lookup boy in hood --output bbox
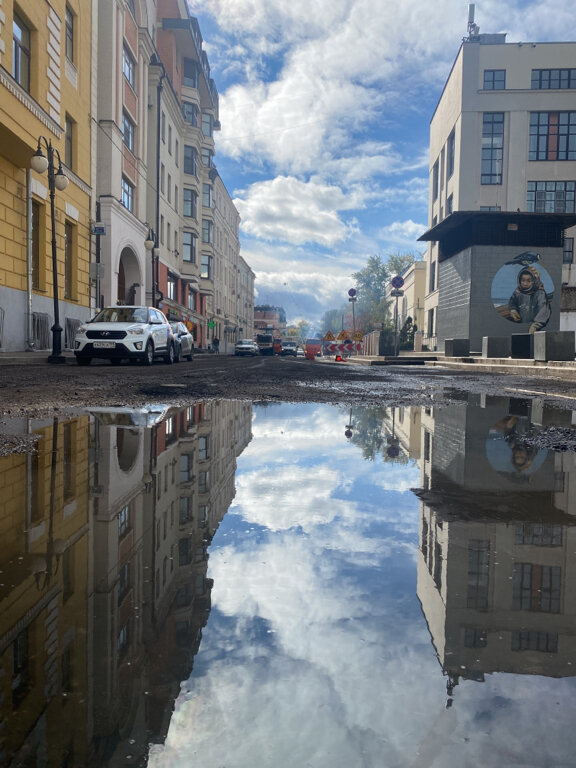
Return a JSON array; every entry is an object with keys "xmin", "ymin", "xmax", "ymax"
[{"xmin": 508, "ymin": 265, "xmax": 551, "ymax": 333}]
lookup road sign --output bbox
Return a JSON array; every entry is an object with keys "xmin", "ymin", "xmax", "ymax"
[
  {"xmin": 354, "ymin": 331, "xmax": 362, "ymax": 341},
  {"xmin": 390, "ymin": 289, "xmax": 404, "ymax": 297},
  {"xmin": 391, "ymin": 275, "xmax": 405, "ymax": 289},
  {"xmin": 348, "ymin": 288, "xmax": 357, "ymax": 297},
  {"xmin": 323, "ymin": 331, "xmax": 335, "ymax": 341},
  {"xmin": 386, "ymin": 445, "xmax": 400, "ymax": 458}
]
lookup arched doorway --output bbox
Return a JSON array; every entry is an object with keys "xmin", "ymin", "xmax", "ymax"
[{"xmin": 118, "ymin": 247, "xmax": 142, "ymax": 305}]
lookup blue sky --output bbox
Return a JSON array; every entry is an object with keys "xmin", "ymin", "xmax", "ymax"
[{"xmin": 187, "ymin": 0, "xmax": 574, "ymax": 327}]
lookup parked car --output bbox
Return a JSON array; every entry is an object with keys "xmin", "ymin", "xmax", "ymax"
[
  {"xmin": 296, "ymin": 347, "xmax": 305, "ymax": 357},
  {"xmin": 170, "ymin": 321, "xmax": 194, "ymax": 362},
  {"xmin": 235, "ymin": 339, "xmax": 260, "ymax": 356},
  {"xmin": 280, "ymin": 340, "xmax": 298, "ymax": 356},
  {"xmin": 74, "ymin": 306, "xmax": 175, "ymax": 366}
]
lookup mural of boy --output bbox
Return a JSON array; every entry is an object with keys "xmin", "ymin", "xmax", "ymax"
[{"xmin": 508, "ymin": 265, "xmax": 551, "ymax": 333}]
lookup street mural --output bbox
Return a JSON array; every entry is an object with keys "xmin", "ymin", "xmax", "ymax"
[{"xmin": 491, "ymin": 252, "xmax": 554, "ymax": 333}]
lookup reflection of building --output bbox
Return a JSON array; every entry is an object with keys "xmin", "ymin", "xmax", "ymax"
[
  {"xmin": 381, "ymin": 406, "xmax": 421, "ymax": 461},
  {"xmin": 0, "ymin": 416, "xmax": 91, "ymax": 764},
  {"xmin": 0, "ymin": 400, "xmax": 252, "ymax": 766},
  {"xmin": 422, "ymin": 22, "xmax": 576, "ymax": 349},
  {"xmin": 416, "ymin": 395, "xmax": 576, "ymax": 704}
]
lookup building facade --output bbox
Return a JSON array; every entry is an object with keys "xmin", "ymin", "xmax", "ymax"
[
  {"xmin": 423, "ymin": 31, "xmax": 576, "ymax": 349},
  {"xmin": 0, "ymin": 0, "xmax": 253, "ymax": 353},
  {"xmin": 0, "ymin": 0, "xmax": 93, "ymax": 352}
]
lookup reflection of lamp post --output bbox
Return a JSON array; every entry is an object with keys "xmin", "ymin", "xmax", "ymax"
[
  {"xmin": 345, "ymin": 407, "xmax": 354, "ymax": 439},
  {"xmin": 144, "ymin": 228, "xmax": 157, "ymax": 307},
  {"xmin": 30, "ymin": 137, "xmax": 69, "ymax": 363},
  {"xmin": 30, "ymin": 417, "xmax": 67, "ymax": 589}
]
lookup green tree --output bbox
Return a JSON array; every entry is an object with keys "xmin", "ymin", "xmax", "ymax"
[
  {"xmin": 387, "ymin": 252, "xmax": 418, "ymax": 278},
  {"xmin": 352, "ymin": 255, "xmax": 391, "ymax": 332},
  {"xmin": 321, "ymin": 308, "xmax": 347, "ymax": 335}
]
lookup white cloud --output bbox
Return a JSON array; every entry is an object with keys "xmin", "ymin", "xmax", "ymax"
[{"xmin": 234, "ymin": 176, "xmax": 361, "ymax": 246}]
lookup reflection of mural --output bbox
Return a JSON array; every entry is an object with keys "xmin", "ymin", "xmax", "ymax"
[
  {"xmin": 491, "ymin": 253, "xmax": 554, "ymax": 333},
  {"xmin": 486, "ymin": 414, "xmax": 548, "ymax": 479}
]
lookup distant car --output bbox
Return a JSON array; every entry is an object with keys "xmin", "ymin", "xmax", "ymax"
[
  {"xmin": 74, "ymin": 305, "xmax": 175, "ymax": 366},
  {"xmin": 296, "ymin": 347, "xmax": 305, "ymax": 358},
  {"xmin": 170, "ymin": 321, "xmax": 194, "ymax": 362},
  {"xmin": 280, "ymin": 340, "xmax": 298, "ymax": 356},
  {"xmin": 235, "ymin": 339, "xmax": 260, "ymax": 356}
]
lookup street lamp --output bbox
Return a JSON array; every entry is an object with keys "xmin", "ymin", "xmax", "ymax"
[
  {"xmin": 144, "ymin": 227, "xmax": 157, "ymax": 307},
  {"xmin": 30, "ymin": 137, "xmax": 69, "ymax": 363}
]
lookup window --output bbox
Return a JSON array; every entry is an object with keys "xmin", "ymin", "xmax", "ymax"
[
  {"xmin": 479, "ymin": 205, "xmax": 501, "ymax": 211},
  {"xmin": 563, "ymin": 237, "xmax": 574, "ymax": 264},
  {"xmin": 183, "ymin": 102, "xmax": 199, "ymax": 126},
  {"xmin": 179, "ymin": 538, "xmax": 192, "ymax": 566},
  {"xmin": 481, "ymin": 112, "xmax": 504, "ymax": 184},
  {"xmin": 161, "ymin": 112, "xmax": 166, "ymax": 142},
  {"xmin": 64, "ymin": 115, "xmax": 74, "ymax": 169},
  {"xmin": 160, "ymin": 163, "xmax": 165, "ymax": 194},
  {"xmin": 202, "ymin": 183, "xmax": 212, "ymax": 208},
  {"xmin": 201, "ymin": 148, "xmax": 212, "ymax": 167},
  {"xmin": 530, "ymin": 112, "xmax": 576, "ymax": 161},
  {"xmin": 184, "ymin": 145, "xmax": 198, "ymax": 175},
  {"xmin": 202, "ymin": 219, "xmax": 212, "ymax": 243},
  {"xmin": 532, "ymin": 69, "xmax": 576, "ymax": 90},
  {"xmin": 188, "ymin": 290, "xmax": 197, "ymax": 311},
  {"xmin": 122, "ymin": 111, "xmax": 135, "ymax": 152},
  {"xmin": 527, "ymin": 181, "xmax": 575, "ymax": 213},
  {"xmin": 65, "ymin": 6, "xmax": 74, "ymax": 62},
  {"xmin": 198, "ymin": 471, "xmax": 209, "ymax": 493},
  {"xmin": 429, "ymin": 260, "xmax": 436, "ymax": 293},
  {"xmin": 183, "ymin": 58, "xmax": 199, "ymax": 88},
  {"xmin": 183, "ymin": 188, "xmax": 197, "ymax": 219},
  {"xmin": 12, "ymin": 628, "xmax": 31, "ymax": 708},
  {"xmin": 202, "ymin": 113, "xmax": 213, "ymax": 137},
  {"xmin": 514, "ymin": 523, "xmax": 563, "ymax": 546},
  {"xmin": 13, "ymin": 13, "xmax": 31, "ymax": 92},
  {"xmin": 180, "ymin": 454, "xmax": 193, "ymax": 483},
  {"xmin": 31, "ymin": 200, "xmax": 41, "ymax": 289},
  {"xmin": 168, "ymin": 125, "xmax": 172, "ymax": 154},
  {"xmin": 513, "ymin": 564, "xmax": 561, "ymax": 612},
  {"xmin": 432, "ymin": 160, "xmax": 439, "ymax": 200},
  {"xmin": 427, "ymin": 308, "xmax": 434, "ymax": 337},
  {"xmin": 483, "ymin": 69, "xmax": 505, "ymax": 89},
  {"xmin": 179, "ymin": 497, "xmax": 193, "ymax": 524},
  {"xmin": 168, "ymin": 275, "xmax": 177, "ymax": 300},
  {"xmin": 167, "ymin": 174, "xmax": 172, "ymax": 203},
  {"xmin": 183, "ymin": 231, "xmax": 197, "ymax": 263},
  {"xmin": 121, "ymin": 177, "xmax": 134, "ymax": 211},
  {"xmin": 201, "ymin": 253, "xmax": 212, "ymax": 279},
  {"xmin": 467, "ymin": 540, "xmax": 490, "ymax": 610},
  {"xmin": 118, "ymin": 505, "xmax": 130, "ymax": 537},
  {"xmin": 447, "ymin": 130, "xmax": 455, "ymax": 178},
  {"xmin": 118, "ymin": 562, "xmax": 130, "ymax": 602},
  {"xmin": 511, "ymin": 631, "xmax": 558, "ymax": 653},
  {"xmin": 64, "ymin": 221, "xmax": 74, "ymax": 299},
  {"xmin": 464, "ymin": 628, "xmax": 487, "ymax": 648},
  {"xmin": 446, "ymin": 194, "xmax": 453, "ymax": 214},
  {"xmin": 198, "ymin": 436, "xmax": 209, "ymax": 460},
  {"xmin": 122, "ymin": 45, "xmax": 135, "ymax": 88},
  {"xmin": 175, "ymin": 139, "xmax": 179, "ymax": 166},
  {"xmin": 117, "ymin": 622, "xmax": 130, "ymax": 655}
]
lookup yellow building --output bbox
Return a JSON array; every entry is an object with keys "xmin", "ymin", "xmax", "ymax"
[{"xmin": 0, "ymin": 1, "xmax": 93, "ymax": 352}]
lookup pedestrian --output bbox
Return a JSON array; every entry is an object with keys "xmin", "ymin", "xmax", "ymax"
[
  {"xmin": 508, "ymin": 266, "xmax": 551, "ymax": 333},
  {"xmin": 212, "ymin": 337, "xmax": 220, "ymax": 354}
]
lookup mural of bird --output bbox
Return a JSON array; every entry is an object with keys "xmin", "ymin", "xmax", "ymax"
[{"xmin": 504, "ymin": 251, "xmax": 541, "ymax": 266}]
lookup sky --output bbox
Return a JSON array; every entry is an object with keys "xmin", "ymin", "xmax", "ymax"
[{"xmin": 186, "ymin": 0, "xmax": 575, "ymax": 328}]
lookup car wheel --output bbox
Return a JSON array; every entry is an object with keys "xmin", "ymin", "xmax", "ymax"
[
  {"xmin": 164, "ymin": 343, "xmax": 175, "ymax": 365},
  {"xmin": 186, "ymin": 352, "xmax": 193, "ymax": 361},
  {"xmin": 142, "ymin": 340, "xmax": 154, "ymax": 366},
  {"xmin": 110, "ymin": 358, "xmax": 122, "ymax": 366},
  {"xmin": 77, "ymin": 356, "xmax": 91, "ymax": 366}
]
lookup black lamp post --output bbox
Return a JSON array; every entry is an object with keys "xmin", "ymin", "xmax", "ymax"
[
  {"xmin": 30, "ymin": 137, "xmax": 69, "ymax": 363},
  {"xmin": 144, "ymin": 227, "xmax": 157, "ymax": 307}
]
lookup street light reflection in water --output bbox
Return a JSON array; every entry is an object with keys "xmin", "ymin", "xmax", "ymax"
[{"xmin": 1, "ymin": 395, "xmax": 576, "ymax": 766}]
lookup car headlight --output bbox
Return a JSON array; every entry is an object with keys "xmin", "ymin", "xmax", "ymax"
[
  {"xmin": 126, "ymin": 325, "xmax": 145, "ymax": 335},
  {"xmin": 76, "ymin": 325, "xmax": 88, "ymax": 335}
]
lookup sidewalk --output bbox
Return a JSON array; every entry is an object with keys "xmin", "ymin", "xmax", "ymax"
[{"xmin": 0, "ymin": 350, "xmax": 76, "ymax": 364}]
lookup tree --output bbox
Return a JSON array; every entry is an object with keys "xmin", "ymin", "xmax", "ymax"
[
  {"xmin": 387, "ymin": 253, "xmax": 417, "ymax": 278},
  {"xmin": 352, "ymin": 255, "xmax": 391, "ymax": 332},
  {"xmin": 321, "ymin": 308, "xmax": 347, "ymax": 335}
]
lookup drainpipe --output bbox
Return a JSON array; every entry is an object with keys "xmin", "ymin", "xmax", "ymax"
[
  {"xmin": 26, "ymin": 169, "xmax": 35, "ymax": 350},
  {"xmin": 154, "ymin": 70, "xmax": 165, "ymax": 307}
]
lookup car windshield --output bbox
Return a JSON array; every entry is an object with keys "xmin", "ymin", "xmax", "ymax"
[
  {"xmin": 238, "ymin": 339, "xmax": 254, "ymax": 345},
  {"xmin": 93, "ymin": 307, "xmax": 148, "ymax": 323}
]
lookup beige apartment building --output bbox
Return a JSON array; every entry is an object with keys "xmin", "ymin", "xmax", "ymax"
[{"xmin": 423, "ymin": 31, "xmax": 576, "ymax": 349}]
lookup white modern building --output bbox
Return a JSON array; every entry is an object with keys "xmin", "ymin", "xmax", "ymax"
[{"xmin": 423, "ymin": 18, "xmax": 576, "ymax": 349}]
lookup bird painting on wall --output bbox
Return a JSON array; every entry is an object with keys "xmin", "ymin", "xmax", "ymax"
[{"xmin": 504, "ymin": 251, "xmax": 541, "ymax": 266}]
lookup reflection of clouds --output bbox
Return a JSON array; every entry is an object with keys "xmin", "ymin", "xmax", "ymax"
[{"xmin": 149, "ymin": 401, "xmax": 576, "ymax": 767}]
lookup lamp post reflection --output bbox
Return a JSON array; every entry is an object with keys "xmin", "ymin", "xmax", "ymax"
[{"xmin": 30, "ymin": 137, "xmax": 69, "ymax": 364}]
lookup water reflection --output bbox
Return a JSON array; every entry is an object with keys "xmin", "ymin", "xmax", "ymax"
[
  {"xmin": 1, "ymin": 396, "xmax": 576, "ymax": 766},
  {"xmin": 0, "ymin": 401, "xmax": 251, "ymax": 766}
]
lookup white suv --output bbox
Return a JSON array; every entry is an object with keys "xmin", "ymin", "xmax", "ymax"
[{"xmin": 74, "ymin": 306, "xmax": 175, "ymax": 366}]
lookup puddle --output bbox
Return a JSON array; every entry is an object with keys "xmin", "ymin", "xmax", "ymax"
[{"xmin": 1, "ymin": 395, "xmax": 576, "ymax": 766}]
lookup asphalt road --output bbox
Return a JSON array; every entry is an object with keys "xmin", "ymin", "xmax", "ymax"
[{"xmin": 2, "ymin": 352, "xmax": 576, "ymax": 418}]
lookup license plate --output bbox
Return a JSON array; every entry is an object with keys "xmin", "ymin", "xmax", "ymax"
[{"xmin": 94, "ymin": 341, "xmax": 115, "ymax": 349}]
